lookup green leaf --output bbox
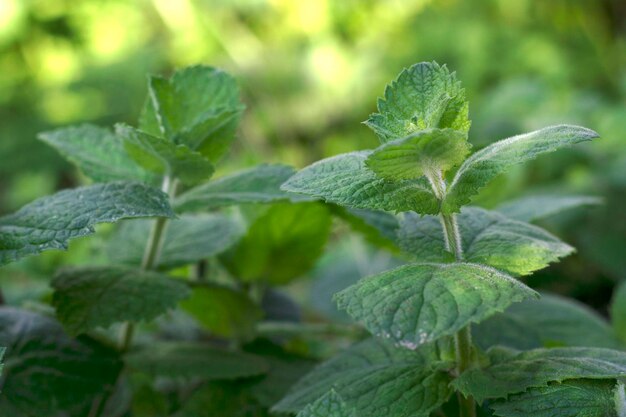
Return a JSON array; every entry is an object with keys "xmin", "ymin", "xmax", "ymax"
[
  {"xmin": 497, "ymin": 195, "xmax": 602, "ymax": 222},
  {"xmin": 126, "ymin": 342, "xmax": 269, "ymax": 380},
  {"xmin": 453, "ymin": 346, "xmax": 626, "ymax": 402},
  {"xmin": 52, "ymin": 266, "xmax": 191, "ymax": 335},
  {"xmin": 0, "ymin": 181, "xmax": 174, "ymax": 266},
  {"xmin": 365, "ymin": 128, "xmax": 470, "ymax": 180},
  {"xmin": 273, "ymin": 338, "xmax": 453, "ymax": 417},
  {"xmin": 0, "ymin": 307, "xmax": 122, "ymax": 416},
  {"xmin": 296, "ymin": 390, "xmax": 357, "ymax": 417},
  {"xmin": 180, "ymin": 286, "xmax": 263, "ymax": 339},
  {"xmin": 175, "ymin": 164, "xmax": 305, "ymax": 212},
  {"xmin": 38, "ymin": 123, "xmax": 153, "ymax": 182},
  {"xmin": 335, "ymin": 262, "xmax": 537, "ymax": 349},
  {"xmin": 281, "ymin": 151, "xmax": 440, "ymax": 214},
  {"xmin": 365, "ymin": 61, "xmax": 470, "ymax": 143},
  {"xmin": 116, "ymin": 124, "xmax": 214, "ymax": 185},
  {"xmin": 141, "ymin": 65, "xmax": 245, "ymax": 161},
  {"xmin": 398, "ymin": 207, "xmax": 575, "ymax": 275},
  {"xmin": 611, "ymin": 282, "xmax": 626, "ymax": 344},
  {"xmin": 443, "ymin": 125, "xmax": 599, "ymax": 212},
  {"xmin": 108, "ymin": 214, "xmax": 244, "ymax": 269},
  {"xmin": 475, "ymin": 294, "xmax": 622, "ymax": 350},
  {"xmin": 0, "ymin": 347, "xmax": 4, "ymax": 377},
  {"xmin": 490, "ymin": 379, "xmax": 623, "ymax": 417},
  {"xmin": 221, "ymin": 202, "xmax": 331, "ymax": 284},
  {"xmin": 173, "ymin": 381, "xmax": 267, "ymax": 417},
  {"xmin": 332, "ymin": 207, "xmax": 400, "ymax": 251}
]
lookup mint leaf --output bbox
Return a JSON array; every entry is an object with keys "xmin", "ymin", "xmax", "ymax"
[
  {"xmin": 398, "ymin": 207, "xmax": 574, "ymax": 275},
  {"xmin": 273, "ymin": 338, "xmax": 452, "ymax": 417},
  {"xmin": 0, "ymin": 181, "xmax": 174, "ymax": 266},
  {"xmin": 221, "ymin": 202, "xmax": 331, "ymax": 285},
  {"xmin": 0, "ymin": 308, "xmax": 122, "ymax": 416},
  {"xmin": 175, "ymin": 164, "xmax": 304, "ymax": 212},
  {"xmin": 126, "ymin": 342, "xmax": 268, "ymax": 380},
  {"xmin": 334, "ymin": 207, "xmax": 400, "ymax": 251},
  {"xmin": 365, "ymin": 62, "xmax": 470, "ymax": 142},
  {"xmin": 475, "ymin": 294, "xmax": 622, "ymax": 350},
  {"xmin": 490, "ymin": 379, "xmax": 621, "ymax": 417},
  {"xmin": 453, "ymin": 347, "xmax": 626, "ymax": 402},
  {"xmin": 108, "ymin": 214, "xmax": 244, "ymax": 269},
  {"xmin": 497, "ymin": 195, "xmax": 602, "ymax": 222},
  {"xmin": 38, "ymin": 124, "xmax": 153, "ymax": 183},
  {"xmin": 443, "ymin": 125, "xmax": 599, "ymax": 212},
  {"xmin": 335, "ymin": 262, "xmax": 537, "ymax": 349},
  {"xmin": 296, "ymin": 390, "xmax": 357, "ymax": 417},
  {"xmin": 0, "ymin": 347, "xmax": 4, "ymax": 377},
  {"xmin": 52, "ymin": 266, "xmax": 191, "ymax": 335},
  {"xmin": 365, "ymin": 128, "xmax": 470, "ymax": 180},
  {"xmin": 141, "ymin": 65, "xmax": 245, "ymax": 161},
  {"xmin": 611, "ymin": 282, "xmax": 626, "ymax": 344},
  {"xmin": 180, "ymin": 286, "xmax": 263, "ymax": 339},
  {"xmin": 281, "ymin": 151, "xmax": 440, "ymax": 214},
  {"xmin": 173, "ymin": 382, "xmax": 266, "ymax": 417},
  {"xmin": 116, "ymin": 124, "xmax": 214, "ymax": 185}
]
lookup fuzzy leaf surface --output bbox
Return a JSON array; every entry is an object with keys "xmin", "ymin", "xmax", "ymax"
[
  {"xmin": 365, "ymin": 61, "xmax": 470, "ymax": 142},
  {"xmin": 126, "ymin": 342, "xmax": 268, "ymax": 380},
  {"xmin": 141, "ymin": 65, "xmax": 244, "ymax": 161},
  {"xmin": 108, "ymin": 214, "xmax": 244, "ymax": 269},
  {"xmin": 443, "ymin": 125, "xmax": 599, "ymax": 212},
  {"xmin": 454, "ymin": 347, "xmax": 626, "ymax": 402},
  {"xmin": 38, "ymin": 124, "xmax": 152, "ymax": 182},
  {"xmin": 0, "ymin": 308, "xmax": 122, "ymax": 416},
  {"xmin": 0, "ymin": 181, "xmax": 174, "ymax": 266},
  {"xmin": 490, "ymin": 379, "xmax": 623, "ymax": 417},
  {"xmin": 52, "ymin": 266, "xmax": 191, "ymax": 335},
  {"xmin": 175, "ymin": 164, "xmax": 303, "ymax": 212},
  {"xmin": 366, "ymin": 128, "xmax": 470, "ymax": 180},
  {"xmin": 497, "ymin": 195, "xmax": 602, "ymax": 222},
  {"xmin": 335, "ymin": 262, "xmax": 537, "ymax": 349},
  {"xmin": 296, "ymin": 390, "xmax": 357, "ymax": 417},
  {"xmin": 281, "ymin": 151, "xmax": 439, "ymax": 214},
  {"xmin": 398, "ymin": 207, "xmax": 574, "ymax": 275},
  {"xmin": 117, "ymin": 124, "xmax": 214, "ymax": 185},
  {"xmin": 274, "ymin": 338, "xmax": 452, "ymax": 417}
]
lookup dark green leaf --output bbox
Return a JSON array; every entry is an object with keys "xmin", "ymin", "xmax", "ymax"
[
  {"xmin": 611, "ymin": 282, "xmax": 626, "ymax": 344},
  {"xmin": 443, "ymin": 125, "xmax": 599, "ymax": 212},
  {"xmin": 273, "ymin": 338, "xmax": 453, "ymax": 417},
  {"xmin": 0, "ymin": 181, "xmax": 174, "ymax": 266},
  {"xmin": 365, "ymin": 61, "xmax": 470, "ymax": 142},
  {"xmin": 173, "ymin": 381, "xmax": 268, "ymax": 417},
  {"xmin": 0, "ymin": 308, "xmax": 122, "ymax": 416},
  {"xmin": 52, "ymin": 266, "xmax": 191, "ymax": 335},
  {"xmin": 335, "ymin": 262, "xmax": 537, "ymax": 349},
  {"xmin": 281, "ymin": 151, "xmax": 440, "ymax": 214},
  {"xmin": 496, "ymin": 195, "xmax": 602, "ymax": 222},
  {"xmin": 296, "ymin": 390, "xmax": 357, "ymax": 417},
  {"xmin": 332, "ymin": 207, "xmax": 400, "ymax": 251}
]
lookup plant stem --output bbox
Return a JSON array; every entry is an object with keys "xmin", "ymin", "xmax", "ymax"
[{"xmin": 119, "ymin": 176, "xmax": 176, "ymax": 352}]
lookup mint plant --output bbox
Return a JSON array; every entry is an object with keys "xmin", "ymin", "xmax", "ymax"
[{"xmin": 276, "ymin": 62, "xmax": 626, "ymax": 417}]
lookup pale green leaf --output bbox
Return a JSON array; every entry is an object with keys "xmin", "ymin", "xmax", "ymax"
[
  {"xmin": 52, "ymin": 266, "xmax": 191, "ymax": 335},
  {"xmin": 365, "ymin": 61, "xmax": 470, "ymax": 142},
  {"xmin": 0, "ymin": 308, "xmax": 122, "ymax": 416},
  {"xmin": 221, "ymin": 202, "xmax": 331, "ymax": 285},
  {"xmin": 0, "ymin": 181, "xmax": 174, "ymax": 266},
  {"xmin": 116, "ymin": 124, "xmax": 214, "ymax": 185},
  {"xmin": 443, "ymin": 125, "xmax": 599, "ymax": 212},
  {"xmin": 38, "ymin": 124, "xmax": 153, "ymax": 182},
  {"xmin": 398, "ymin": 207, "xmax": 574, "ymax": 275},
  {"xmin": 490, "ymin": 379, "xmax": 622, "ymax": 417},
  {"xmin": 126, "ymin": 342, "xmax": 268, "ymax": 380},
  {"xmin": 365, "ymin": 128, "xmax": 470, "ymax": 180},
  {"xmin": 497, "ymin": 195, "xmax": 602, "ymax": 222},
  {"xmin": 454, "ymin": 346, "xmax": 626, "ymax": 402},
  {"xmin": 611, "ymin": 282, "xmax": 626, "ymax": 344},
  {"xmin": 273, "ymin": 338, "xmax": 453, "ymax": 417},
  {"xmin": 175, "ymin": 164, "xmax": 304, "ymax": 212},
  {"xmin": 142, "ymin": 65, "xmax": 245, "ymax": 161},
  {"xmin": 180, "ymin": 286, "xmax": 263, "ymax": 339},
  {"xmin": 281, "ymin": 151, "xmax": 440, "ymax": 214},
  {"xmin": 335, "ymin": 262, "xmax": 537, "ymax": 349},
  {"xmin": 108, "ymin": 214, "xmax": 244, "ymax": 269},
  {"xmin": 297, "ymin": 390, "xmax": 357, "ymax": 417}
]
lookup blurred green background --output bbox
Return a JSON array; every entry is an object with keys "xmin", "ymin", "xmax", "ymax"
[{"xmin": 1, "ymin": 0, "xmax": 625, "ymax": 309}]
